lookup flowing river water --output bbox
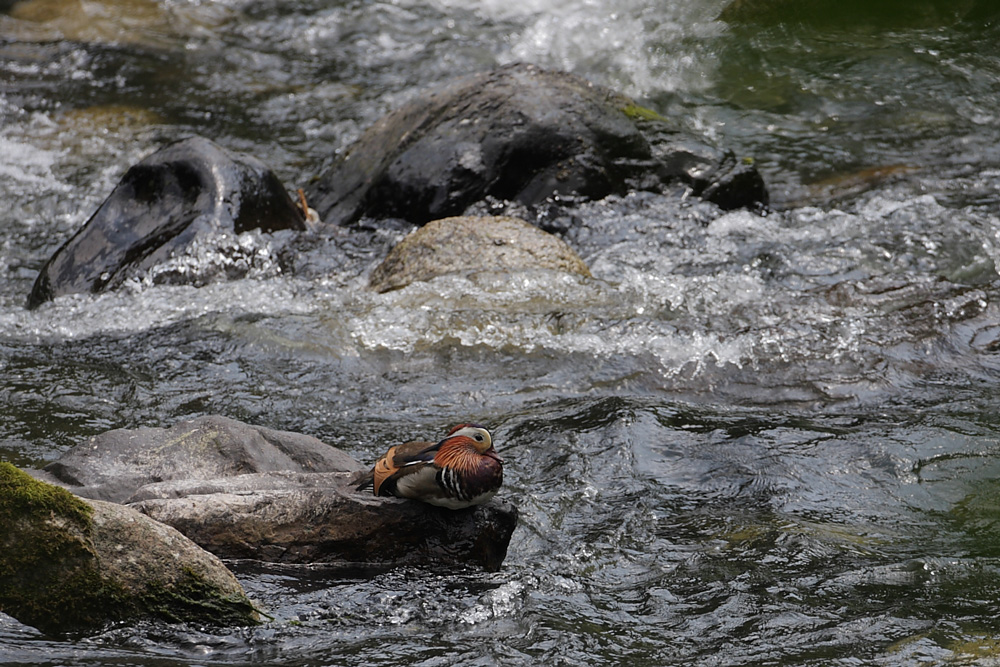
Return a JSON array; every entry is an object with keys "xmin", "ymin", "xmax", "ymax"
[{"xmin": 3, "ymin": 0, "xmax": 1000, "ymax": 664}]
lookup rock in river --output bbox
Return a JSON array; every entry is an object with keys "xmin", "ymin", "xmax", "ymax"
[
  {"xmin": 306, "ymin": 62, "xmax": 768, "ymax": 227},
  {"xmin": 37, "ymin": 416, "xmax": 518, "ymax": 573},
  {"xmin": 24, "ymin": 65, "xmax": 767, "ymax": 307},
  {"xmin": 369, "ymin": 215, "xmax": 592, "ymax": 292},
  {"xmin": 26, "ymin": 135, "xmax": 306, "ymax": 309},
  {"xmin": 41, "ymin": 414, "xmax": 363, "ymax": 504},
  {"xmin": 128, "ymin": 472, "xmax": 517, "ymax": 571},
  {"xmin": 0, "ymin": 462, "xmax": 257, "ymax": 635}
]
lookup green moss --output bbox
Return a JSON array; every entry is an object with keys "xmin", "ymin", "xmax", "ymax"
[
  {"xmin": 0, "ymin": 462, "xmax": 93, "ymax": 529},
  {"xmin": 620, "ymin": 103, "xmax": 668, "ymax": 123},
  {"xmin": 0, "ymin": 462, "xmax": 257, "ymax": 633},
  {"xmin": 139, "ymin": 566, "xmax": 259, "ymax": 626},
  {"xmin": 0, "ymin": 462, "xmax": 122, "ymax": 632},
  {"xmin": 947, "ymin": 633, "xmax": 1000, "ymax": 662}
]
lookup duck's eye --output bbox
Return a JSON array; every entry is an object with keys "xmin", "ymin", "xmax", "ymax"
[{"xmin": 475, "ymin": 434, "xmax": 484, "ymax": 441}]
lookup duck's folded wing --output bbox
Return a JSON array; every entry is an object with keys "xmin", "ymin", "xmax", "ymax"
[{"xmin": 373, "ymin": 440, "xmax": 438, "ymax": 495}]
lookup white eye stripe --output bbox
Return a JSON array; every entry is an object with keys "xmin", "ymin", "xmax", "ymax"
[{"xmin": 452, "ymin": 426, "xmax": 491, "ymax": 442}]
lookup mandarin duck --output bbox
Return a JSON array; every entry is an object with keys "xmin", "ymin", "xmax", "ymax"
[{"xmin": 355, "ymin": 424, "xmax": 503, "ymax": 509}]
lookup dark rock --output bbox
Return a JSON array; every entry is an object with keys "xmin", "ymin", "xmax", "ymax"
[
  {"xmin": 26, "ymin": 136, "xmax": 306, "ymax": 309},
  {"xmin": 41, "ymin": 415, "xmax": 361, "ymax": 504},
  {"xmin": 39, "ymin": 416, "xmax": 518, "ymax": 572},
  {"xmin": 306, "ymin": 63, "xmax": 767, "ymax": 228},
  {"xmin": 368, "ymin": 215, "xmax": 591, "ymax": 292},
  {"xmin": 0, "ymin": 462, "xmax": 257, "ymax": 634}
]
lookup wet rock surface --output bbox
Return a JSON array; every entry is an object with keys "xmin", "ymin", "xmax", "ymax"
[
  {"xmin": 37, "ymin": 416, "xmax": 518, "ymax": 572},
  {"xmin": 24, "ymin": 65, "xmax": 767, "ymax": 307},
  {"xmin": 306, "ymin": 63, "xmax": 767, "ymax": 227},
  {"xmin": 131, "ymin": 473, "xmax": 517, "ymax": 571},
  {"xmin": 41, "ymin": 415, "xmax": 362, "ymax": 503},
  {"xmin": 26, "ymin": 135, "xmax": 306, "ymax": 309},
  {"xmin": 369, "ymin": 215, "xmax": 592, "ymax": 292},
  {"xmin": 0, "ymin": 462, "xmax": 257, "ymax": 635}
]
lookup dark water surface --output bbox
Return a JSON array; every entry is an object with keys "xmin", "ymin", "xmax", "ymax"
[{"xmin": 4, "ymin": 0, "xmax": 1000, "ymax": 664}]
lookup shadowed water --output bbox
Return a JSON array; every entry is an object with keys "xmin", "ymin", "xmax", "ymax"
[{"xmin": 3, "ymin": 0, "xmax": 1000, "ymax": 664}]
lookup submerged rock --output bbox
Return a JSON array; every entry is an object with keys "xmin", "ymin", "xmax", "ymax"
[
  {"xmin": 130, "ymin": 472, "xmax": 517, "ymax": 572},
  {"xmin": 38, "ymin": 416, "xmax": 518, "ymax": 572},
  {"xmin": 369, "ymin": 215, "xmax": 592, "ymax": 292},
  {"xmin": 306, "ymin": 63, "xmax": 767, "ymax": 228},
  {"xmin": 0, "ymin": 462, "xmax": 257, "ymax": 635},
  {"xmin": 717, "ymin": 0, "xmax": 992, "ymax": 27},
  {"xmin": 26, "ymin": 135, "xmax": 306, "ymax": 309}
]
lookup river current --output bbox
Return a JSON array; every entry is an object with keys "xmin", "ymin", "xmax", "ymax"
[{"xmin": 3, "ymin": 0, "xmax": 1000, "ymax": 664}]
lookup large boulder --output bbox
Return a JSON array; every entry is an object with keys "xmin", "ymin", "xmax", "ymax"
[
  {"xmin": 0, "ymin": 462, "xmax": 257, "ymax": 635},
  {"xmin": 26, "ymin": 136, "xmax": 307, "ymax": 309},
  {"xmin": 369, "ymin": 215, "xmax": 592, "ymax": 292},
  {"xmin": 41, "ymin": 415, "xmax": 362, "ymax": 503},
  {"xmin": 38, "ymin": 416, "xmax": 518, "ymax": 572},
  {"xmin": 306, "ymin": 63, "xmax": 767, "ymax": 228}
]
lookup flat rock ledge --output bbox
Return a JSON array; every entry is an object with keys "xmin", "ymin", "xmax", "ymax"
[
  {"xmin": 36, "ymin": 416, "xmax": 517, "ymax": 573},
  {"xmin": 129, "ymin": 473, "xmax": 517, "ymax": 571}
]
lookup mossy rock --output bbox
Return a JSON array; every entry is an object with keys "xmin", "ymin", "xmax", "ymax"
[
  {"xmin": 0, "ymin": 462, "xmax": 257, "ymax": 634},
  {"xmin": 0, "ymin": 462, "xmax": 104, "ymax": 631}
]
